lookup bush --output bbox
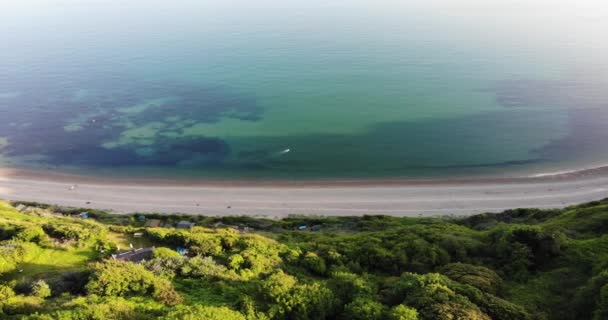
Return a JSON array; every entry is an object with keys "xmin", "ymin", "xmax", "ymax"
[
  {"xmin": 388, "ymin": 305, "xmax": 419, "ymax": 320},
  {"xmin": 260, "ymin": 278, "xmax": 337, "ymax": 320},
  {"xmin": 46, "ymin": 271, "xmax": 90, "ymax": 296},
  {"xmin": 387, "ymin": 273, "xmax": 491, "ymax": 320},
  {"xmin": 438, "ymin": 263, "xmax": 502, "ymax": 294},
  {"xmin": 166, "ymin": 305, "xmax": 246, "ymax": 320},
  {"xmin": 0, "ymin": 242, "xmax": 40, "ymax": 275},
  {"xmin": 30, "ymin": 280, "xmax": 51, "ymax": 298},
  {"xmin": 491, "ymin": 226, "xmax": 564, "ymax": 278},
  {"xmin": 14, "ymin": 226, "xmax": 48, "ymax": 245},
  {"xmin": 344, "ymin": 297, "xmax": 387, "ymax": 320},
  {"xmin": 86, "ymin": 260, "xmax": 182, "ymax": 305},
  {"xmin": 302, "ymin": 252, "xmax": 327, "ymax": 275},
  {"xmin": 328, "ymin": 271, "xmax": 376, "ymax": 303},
  {"xmin": 0, "ymin": 284, "xmax": 16, "ymax": 300},
  {"xmin": 182, "ymin": 256, "xmax": 229, "ymax": 279},
  {"xmin": 152, "ymin": 247, "xmax": 181, "ymax": 259},
  {"xmin": 144, "ymin": 256, "xmax": 187, "ymax": 279},
  {"xmin": 572, "ymin": 270, "xmax": 608, "ymax": 319},
  {"xmin": 42, "ymin": 223, "xmax": 92, "ymax": 242},
  {"xmin": 259, "ymin": 271, "xmax": 297, "ymax": 302},
  {"xmin": 0, "ymin": 296, "xmax": 43, "ymax": 316}
]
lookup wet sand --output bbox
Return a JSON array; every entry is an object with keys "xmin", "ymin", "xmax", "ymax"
[{"xmin": 0, "ymin": 167, "xmax": 607, "ymax": 217}]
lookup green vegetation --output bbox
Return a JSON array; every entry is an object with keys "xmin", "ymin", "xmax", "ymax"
[{"xmin": 2, "ymin": 199, "xmax": 608, "ymax": 319}]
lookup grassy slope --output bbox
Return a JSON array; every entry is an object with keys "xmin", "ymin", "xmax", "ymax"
[{"xmin": 0, "ymin": 203, "xmax": 94, "ymax": 281}]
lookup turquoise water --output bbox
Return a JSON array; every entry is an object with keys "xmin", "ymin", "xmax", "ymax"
[{"xmin": 1, "ymin": 0, "xmax": 608, "ymax": 179}]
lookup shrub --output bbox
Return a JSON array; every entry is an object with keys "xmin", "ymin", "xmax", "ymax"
[
  {"xmin": 344, "ymin": 297, "xmax": 387, "ymax": 320},
  {"xmin": 327, "ymin": 271, "xmax": 376, "ymax": 303},
  {"xmin": 0, "ymin": 296, "xmax": 43, "ymax": 316},
  {"xmin": 272, "ymin": 282, "xmax": 338, "ymax": 320},
  {"xmin": 30, "ymin": 280, "xmax": 51, "ymax": 298},
  {"xmin": 46, "ymin": 271, "xmax": 90, "ymax": 296},
  {"xmin": 182, "ymin": 256, "xmax": 229, "ymax": 279},
  {"xmin": 166, "ymin": 305, "xmax": 246, "ymax": 320},
  {"xmin": 438, "ymin": 263, "xmax": 503, "ymax": 294},
  {"xmin": 0, "ymin": 284, "xmax": 16, "ymax": 300},
  {"xmin": 14, "ymin": 226, "xmax": 48, "ymax": 245},
  {"xmin": 86, "ymin": 260, "xmax": 182, "ymax": 305},
  {"xmin": 388, "ymin": 305, "xmax": 419, "ymax": 320},
  {"xmin": 152, "ymin": 247, "xmax": 181, "ymax": 259},
  {"xmin": 42, "ymin": 223, "xmax": 91, "ymax": 242},
  {"xmin": 144, "ymin": 256, "xmax": 187, "ymax": 279},
  {"xmin": 259, "ymin": 271, "xmax": 297, "ymax": 302},
  {"xmin": 387, "ymin": 273, "xmax": 491, "ymax": 320},
  {"xmin": 302, "ymin": 252, "xmax": 327, "ymax": 275}
]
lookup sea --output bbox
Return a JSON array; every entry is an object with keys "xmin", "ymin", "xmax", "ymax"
[{"xmin": 1, "ymin": 0, "xmax": 607, "ymax": 180}]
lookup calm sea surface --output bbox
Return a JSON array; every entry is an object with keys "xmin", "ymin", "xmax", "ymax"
[{"xmin": 1, "ymin": 0, "xmax": 607, "ymax": 180}]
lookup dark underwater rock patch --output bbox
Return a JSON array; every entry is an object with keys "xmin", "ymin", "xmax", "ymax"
[{"xmin": 0, "ymin": 78, "xmax": 258, "ymax": 167}]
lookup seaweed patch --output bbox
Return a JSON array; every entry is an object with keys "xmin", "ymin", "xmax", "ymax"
[{"xmin": 0, "ymin": 78, "xmax": 259, "ymax": 167}]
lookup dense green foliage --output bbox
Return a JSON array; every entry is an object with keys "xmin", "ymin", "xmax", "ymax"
[{"xmin": 2, "ymin": 198, "xmax": 608, "ymax": 319}]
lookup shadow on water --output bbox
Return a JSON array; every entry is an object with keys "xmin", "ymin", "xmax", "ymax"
[
  {"xmin": 489, "ymin": 76, "xmax": 608, "ymax": 161},
  {"xmin": 226, "ymin": 76, "xmax": 608, "ymax": 176}
]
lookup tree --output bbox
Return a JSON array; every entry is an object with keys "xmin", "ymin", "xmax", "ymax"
[
  {"xmin": 264, "ymin": 281, "xmax": 337, "ymax": 320},
  {"xmin": 344, "ymin": 297, "xmax": 386, "ymax": 320},
  {"xmin": 593, "ymin": 284, "xmax": 608, "ymax": 320},
  {"xmin": 388, "ymin": 305, "xmax": 419, "ymax": 320},
  {"xmin": 260, "ymin": 271, "xmax": 297, "ymax": 302},
  {"xmin": 302, "ymin": 252, "xmax": 327, "ymax": 275},
  {"xmin": 387, "ymin": 273, "xmax": 491, "ymax": 320},
  {"xmin": 573, "ymin": 271, "xmax": 608, "ymax": 320},
  {"xmin": 327, "ymin": 271, "xmax": 376, "ymax": 304},
  {"xmin": 286, "ymin": 283, "xmax": 338, "ymax": 320},
  {"xmin": 491, "ymin": 226, "xmax": 564, "ymax": 279},
  {"xmin": 438, "ymin": 263, "xmax": 502, "ymax": 294}
]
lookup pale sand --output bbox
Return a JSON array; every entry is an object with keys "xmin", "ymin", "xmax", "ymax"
[{"xmin": 0, "ymin": 167, "xmax": 607, "ymax": 217}]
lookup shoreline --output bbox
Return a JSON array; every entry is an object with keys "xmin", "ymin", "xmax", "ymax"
[
  {"xmin": 1, "ymin": 166, "xmax": 608, "ymax": 217},
  {"xmin": 1, "ymin": 164, "xmax": 608, "ymax": 187}
]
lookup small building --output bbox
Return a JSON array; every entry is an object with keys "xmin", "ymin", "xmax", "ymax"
[
  {"xmin": 15, "ymin": 204, "xmax": 27, "ymax": 212},
  {"xmin": 144, "ymin": 219, "xmax": 162, "ymax": 228},
  {"xmin": 176, "ymin": 221, "xmax": 195, "ymax": 230},
  {"xmin": 137, "ymin": 215, "xmax": 146, "ymax": 222},
  {"xmin": 112, "ymin": 247, "xmax": 155, "ymax": 262},
  {"xmin": 78, "ymin": 212, "xmax": 89, "ymax": 219}
]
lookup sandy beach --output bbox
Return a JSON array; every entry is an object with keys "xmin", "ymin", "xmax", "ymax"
[{"xmin": 1, "ymin": 167, "xmax": 608, "ymax": 217}]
